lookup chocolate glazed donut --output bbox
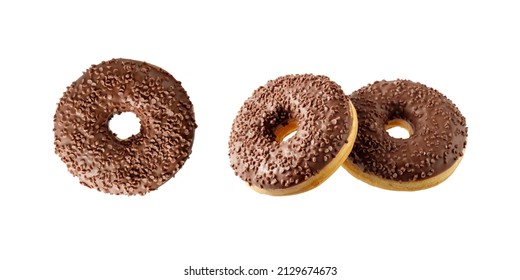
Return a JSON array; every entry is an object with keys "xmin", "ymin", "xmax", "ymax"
[
  {"xmin": 54, "ymin": 58, "xmax": 196, "ymax": 195},
  {"xmin": 344, "ymin": 80, "xmax": 467, "ymax": 191},
  {"xmin": 229, "ymin": 74, "xmax": 358, "ymax": 196}
]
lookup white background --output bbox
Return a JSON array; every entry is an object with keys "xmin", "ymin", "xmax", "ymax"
[{"xmin": 1, "ymin": 1, "xmax": 518, "ymax": 279}]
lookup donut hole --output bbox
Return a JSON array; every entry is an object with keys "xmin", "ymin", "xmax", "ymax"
[
  {"xmin": 274, "ymin": 120, "xmax": 298, "ymax": 142},
  {"xmin": 385, "ymin": 119, "xmax": 413, "ymax": 139},
  {"xmin": 109, "ymin": 112, "xmax": 141, "ymax": 140}
]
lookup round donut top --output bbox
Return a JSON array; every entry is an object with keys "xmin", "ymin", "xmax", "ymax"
[
  {"xmin": 229, "ymin": 74, "xmax": 353, "ymax": 190},
  {"xmin": 348, "ymin": 79, "xmax": 467, "ymax": 182},
  {"xmin": 54, "ymin": 58, "xmax": 196, "ymax": 195}
]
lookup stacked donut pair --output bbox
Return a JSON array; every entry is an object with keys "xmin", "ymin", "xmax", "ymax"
[{"xmin": 228, "ymin": 74, "xmax": 467, "ymax": 195}]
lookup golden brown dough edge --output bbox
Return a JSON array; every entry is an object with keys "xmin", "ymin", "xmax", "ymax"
[
  {"xmin": 343, "ymin": 153, "xmax": 464, "ymax": 191},
  {"xmin": 250, "ymin": 100, "xmax": 358, "ymax": 196}
]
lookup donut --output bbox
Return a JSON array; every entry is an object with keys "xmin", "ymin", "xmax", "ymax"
[
  {"xmin": 344, "ymin": 79, "xmax": 467, "ymax": 191},
  {"xmin": 229, "ymin": 74, "xmax": 358, "ymax": 196},
  {"xmin": 54, "ymin": 58, "xmax": 196, "ymax": 195}
]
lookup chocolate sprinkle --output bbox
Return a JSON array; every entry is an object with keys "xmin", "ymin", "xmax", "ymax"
[
  {"xmin": 347, "ymin": 80, "xmax": 467, "ymax": 182},
  {"xmin": 54, "ymin": 58, "xmax": 196, "ymax": 195},
  {"xmin": 228, "ymin": 74, "xmax": 353, "ymax": 190}
]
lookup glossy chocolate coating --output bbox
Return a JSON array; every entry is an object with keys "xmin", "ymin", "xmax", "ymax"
[
  {"xmin": 348, "ymin": 80, "xmax": 467, "ymax": 181},
  {"xmin": 229, "ymin": 74, "xmax": 354, "ymax": 190},
  {"xmin": 54, "ymin": 59, "xmax": 196, "ymax": 195}
]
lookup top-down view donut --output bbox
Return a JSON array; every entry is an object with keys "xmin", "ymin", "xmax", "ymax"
[
  {"xmin": 54, "ymin": 58, "xmax": 197, "ymax": 195},
  {"xmin": 229, "ymin": 74, "xmax": 358, "ymax": 196},
  {"xmin": 344, "ymin": 79, "xmax": 468, "ymax": 191}
]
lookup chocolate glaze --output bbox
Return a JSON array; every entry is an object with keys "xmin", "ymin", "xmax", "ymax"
[
  {"xmin": 54, "ymin": 58, "xmax": 196, "ymax": 195},
  {"xmin": 348, "ymin": 80, "xmax": 467, "ymax": 182},
  {"xmin": 229, "ymin": 74, "xmax": 354, "ymax": 190}
]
